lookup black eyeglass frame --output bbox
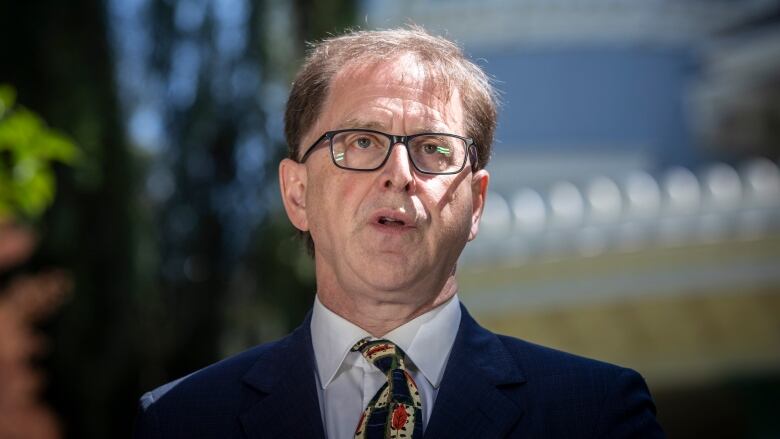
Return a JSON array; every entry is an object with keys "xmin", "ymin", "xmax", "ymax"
[{"xmin": 299, "ymin": 128, "xmax": 478, "ymax": 175}]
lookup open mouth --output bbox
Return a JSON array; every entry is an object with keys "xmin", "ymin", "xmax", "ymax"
[
  {"xmin": 377, "ymin": 216, "xmax": 406, "ymax": 227},
  {"xmin": 371, "ymin": 209, "xmax": 415, "ymax": 230}
]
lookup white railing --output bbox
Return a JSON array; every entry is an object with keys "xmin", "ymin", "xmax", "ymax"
[{"xmin": 464, "ymin": 157, "xmax": 780, "ymax": 265}]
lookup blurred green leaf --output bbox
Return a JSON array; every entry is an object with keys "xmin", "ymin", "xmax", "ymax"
[
  {"xmin": 15, "ymin": 167, "xmax": 55, "ymax": 217},
  {"xmin": 0, "ymin": 111, "xmax": 39, "ymax": 151},
  {"xmin": 0, "ymin": 83, "xmax": 79, "ymax": 221},
  {"xmin": 37, "ymin": 131, "xmax": 81, "ymax": 163},
  {"xmin": 0, "ymin": 84, "xmax": 16, "ymax": 117}
]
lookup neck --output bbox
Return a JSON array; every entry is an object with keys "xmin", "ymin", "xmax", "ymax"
[{"xmin": 317, "ymin": 276, "xmax": 458, "ymax": 337}]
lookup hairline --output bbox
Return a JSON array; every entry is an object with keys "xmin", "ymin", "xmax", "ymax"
[{"xmin": 295, "ymin": 52, "xmax": 464, "ymax": 161}]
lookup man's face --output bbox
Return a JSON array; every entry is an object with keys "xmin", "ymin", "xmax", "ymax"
[{"xmin": 280, "ymin": 54, "xmax": 489, "ymax": 306}]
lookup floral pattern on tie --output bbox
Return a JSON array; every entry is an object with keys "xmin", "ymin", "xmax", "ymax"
[{"xmin": 351, "ymin": 338, "xmax": 423, "ymax": 439}]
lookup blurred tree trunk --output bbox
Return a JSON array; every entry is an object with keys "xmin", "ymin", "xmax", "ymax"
[
  {"xmin": 0, "ymin": 1, "xmax": 138, "ymax": 437},
  {"xmin": 294, "ymin": 0, "xmax": 357, "ymax": 42},
  {"xmin": 0, "ymin": 0, "xmax": 355, "ymax": 438}
]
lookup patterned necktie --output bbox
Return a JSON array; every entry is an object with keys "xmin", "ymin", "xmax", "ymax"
[{"xmin": 351, "ymin": 338, "xmax": 423, "ymax": 439}]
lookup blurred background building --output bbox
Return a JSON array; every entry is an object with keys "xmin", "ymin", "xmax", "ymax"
[
  {"xmin": 0, "ymin": 0, "xmax": 778, "ymax": 437},
  {"xmin": 362, "ymin": 0, "xmax": 780, "ymax": 437}
]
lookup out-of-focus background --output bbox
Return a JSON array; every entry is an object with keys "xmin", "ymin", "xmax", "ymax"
[{"xmin": 0, "ymin": 0, "xmax": 778, "ymax": 437}]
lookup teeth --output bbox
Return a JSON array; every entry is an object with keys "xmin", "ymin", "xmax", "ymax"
[{"xmin": 379, "ymin": 216, "xmax": 404, "ymax": 226}]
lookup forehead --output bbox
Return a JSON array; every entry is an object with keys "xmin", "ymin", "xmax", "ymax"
[
  {"xmin": 335, "ymin": 52, "xmax": 453, "ymax": 96},
  {"xmin": 316, "ymin": 53, "xmax": 464, "ymax": 133}
]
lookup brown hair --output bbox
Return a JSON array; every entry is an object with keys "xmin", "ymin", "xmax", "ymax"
[{"xmin": 284, "ymin": 26, "xmax": 498, "ymax": 254}]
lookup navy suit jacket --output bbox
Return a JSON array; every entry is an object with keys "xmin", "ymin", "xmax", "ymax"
[{"xmin": 134, "ymin": 305, "xmax": 664, "ymax": 438}]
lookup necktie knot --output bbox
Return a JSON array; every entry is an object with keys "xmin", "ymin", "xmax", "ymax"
[
  {"xmin": 351, "ymin": 338, "xmax": 423, "ymax": 438},
  {"xmin": 351, "ymin": 338, "xmax": 408, "ymax": 375}
]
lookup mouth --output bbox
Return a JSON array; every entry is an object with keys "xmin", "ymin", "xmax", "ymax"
[
  {"xmin": 371, "ymin": 210, "xmax": 416, "ymax": 229},
  {"xmin": 378, "ymin": 216, "xmax": 406, "ymax": 227}
]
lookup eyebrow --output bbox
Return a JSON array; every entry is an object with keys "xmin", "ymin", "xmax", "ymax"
[
  {"xmin": 339, "ymin": 118, "xmax": 448, "ymax": 133},
  {"xmin": 339, "ymin": 118, "xmax": 387, "ymax": 131}
]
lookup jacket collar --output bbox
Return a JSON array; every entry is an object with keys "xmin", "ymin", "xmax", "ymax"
[
  {"xmin": 238, "ymin": 304, "xmax": 527, "ymax": 439},
  {"xmin": 239, "ymin": 311, "xmax": 326, "ymax": 439},
  {"xmin": 424, "ymin": 304, "xmax": 527, "ymax": 438},
  {"xmin": 310, "ymin": 294, "xmax": 462, "ymax": 390}
]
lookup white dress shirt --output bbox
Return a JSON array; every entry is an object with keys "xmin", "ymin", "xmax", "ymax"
[{"xmin": 310, "ymin": 295, "xmax": 461, "ymax": 439}]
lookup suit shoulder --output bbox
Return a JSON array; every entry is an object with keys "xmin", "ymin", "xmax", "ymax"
[
  {"xmin": 140, "ymin": 336, "xmax": 284, "ymax": 410},
  {"xmin": 493, "ymin": 333, "xmax": 663, "ymax": 437},
  {"xmin": 133, "ymin": 331, "xmax": 308, "ymax": 438},
  {"xmin": 495, "ymin": 333, "xmax": 633, "ymax": 377}
]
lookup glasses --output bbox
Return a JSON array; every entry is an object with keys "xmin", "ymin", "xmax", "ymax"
[{"xmin": 300, "ymin": 129, "xmax": 477, "ymax": 175}]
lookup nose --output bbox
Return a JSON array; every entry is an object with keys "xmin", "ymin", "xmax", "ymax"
[{"xmin": 380, "ymin": 142, "xmax": 416, "ymax": 193}]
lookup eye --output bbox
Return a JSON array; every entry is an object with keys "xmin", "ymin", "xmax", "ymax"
[
  {"xmin": 422, "ymin": 143, "xmax": 438, "ymax": 154},
  {"xmin": 420, "ymin": 141, "xmax": 451, "ymax": 157},
  {"xmin": 355, "ymin": 136, "xmax": 374, "ymax": 149}
]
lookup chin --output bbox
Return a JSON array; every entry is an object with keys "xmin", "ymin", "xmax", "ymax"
[
  {"xmin": 358, "ymin": 267, "xmax": 426, "ymax": 294},
  {"xmin": 344, "ymin": 246, "xmax": 433, "ymax": 290}
]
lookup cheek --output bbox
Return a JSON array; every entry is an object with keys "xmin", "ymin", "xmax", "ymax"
[
  {"xmin": 305, "ymin": 169, "xmax": 336, "ymax": 234},
  {"xmin": 307, "ymin": 169, "xmax": 363, "ymax": 232},
  {"xmin": 337, "ymin": 175, "xmax": 361, "ymax": 200},
  {"xmin": 427, "ymin": 180, "xmax": 471, "ymax": 229}
]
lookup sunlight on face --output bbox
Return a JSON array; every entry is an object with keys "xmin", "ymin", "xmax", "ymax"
[{"xmin": 294, "ymin": 54, "xmax": 488, "ymax": 306}]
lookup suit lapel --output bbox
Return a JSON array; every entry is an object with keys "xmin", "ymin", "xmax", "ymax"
[
  {"xmin": 239, "ymin": 312, "xmax": 326, "ymax": 439},
  {"xmin": 237, "ymin": 305, "xmax": 526, "ymax": 438},
  {"xmin": 425, "ymin": 305, "xmax": 527, "ymax": 438}
]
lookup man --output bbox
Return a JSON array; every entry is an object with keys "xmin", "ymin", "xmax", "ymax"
[{"xmin": 134, "ymin": 27, "xmax": 665, "ymax": 438}]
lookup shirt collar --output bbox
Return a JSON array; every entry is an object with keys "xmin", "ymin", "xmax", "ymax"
[{"xmin": 311, "ymin": 294, "xmax": 461, "ymax": 390}]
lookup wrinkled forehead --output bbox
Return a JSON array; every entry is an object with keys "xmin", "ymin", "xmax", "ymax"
[{"xmin": 331, "ymin": 52, "xmax": 459, "ymax": 107}]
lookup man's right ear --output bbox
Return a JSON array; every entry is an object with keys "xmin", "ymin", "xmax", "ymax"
[{"xmin": 279, "ymin": 158, "xmax": 309, "ymax": 232}]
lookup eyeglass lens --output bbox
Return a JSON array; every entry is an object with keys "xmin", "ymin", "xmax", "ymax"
[{"xmin": 330, "ymin": 130, "xmax": 466, "ymax": 173}]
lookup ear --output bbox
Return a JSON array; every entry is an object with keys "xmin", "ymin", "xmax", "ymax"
[
  {"xmin": 468, "ymin": 169, "xmax": 489, "ymax": 241},
  {"xmin": 279, "ymin": 158, "xmax": 309, "ymax": 232}
]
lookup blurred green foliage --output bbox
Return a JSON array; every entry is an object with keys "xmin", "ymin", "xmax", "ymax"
[
  {"xmin": 0, "ymin": 0, "xmax": 354, "ymax": 437},
  {"xmin": 0, "ymin": 84, "xmax": 79, "ymax": 221}
]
